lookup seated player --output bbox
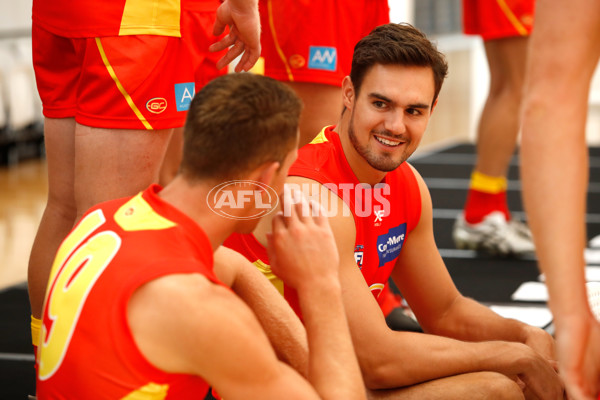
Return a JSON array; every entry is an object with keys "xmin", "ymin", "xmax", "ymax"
[
  {"xmin": 225, "ymin": 23, "xmax": 565, "ymax": 399},
  {"xmin": 35, "ymin": 73, "xmax": 365, "ymax": 400}
]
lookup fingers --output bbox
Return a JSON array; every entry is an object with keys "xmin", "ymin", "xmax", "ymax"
[
  {"xmin": 235, "ymin": 45, "xmax": 261, "ymax": 72},
  {"xmin": 217, "ymin": 40, "xmax": 246, "ymax": 71},
  {"xmin": 209, "ymin": 32, "xmax": 237, "ymax": 53}
]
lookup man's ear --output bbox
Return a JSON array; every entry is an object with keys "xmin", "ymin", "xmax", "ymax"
[
  {"xmin": 254, "ymin": 161, "xmax": 280, "ymax": 188},
  {"xmin": 341, "ymin": 76, "xmax": 355, "ymax": 110}
]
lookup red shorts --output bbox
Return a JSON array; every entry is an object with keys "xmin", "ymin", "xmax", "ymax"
[
  {"xmin": 32, "ymin": 2, "xmax": 226, "ymax": 131},
  {"xmin": 463, "ymin": 0, "xmax": 535, "ymax": 40},
  {"xmin": 259, "ymin": 0, "xmax": 390, "ymax": 87}
]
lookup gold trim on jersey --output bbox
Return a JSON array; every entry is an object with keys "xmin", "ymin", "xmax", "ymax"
[
  {"xmin": 114, "ymin": 193, "xmax": 177, "ymax": 231},
  {"xmin": 495, "ymin": 0, "xmax": 529, "ymax": 36},
  {"xmin": 369, "ymin": 283, "xmax": 385, "ymax": 293},
  {"xmin": 121, "ymin": 382, "xmax": 169, "ymax": 400},
  {"xmin": 267, "ymin": 0, "xmax": 294, "ymax": 81},
  {"xmin": 95, "ymin": 38, "xmax": 154, "ymax": 130},
  {"xmin": 119, "ymin": 0, "xmax": 181, "ymax": 37},
  {"xmin": 309, "ymin": 127, "xmax": 330, "ymax": 144},
  {"xmin": 254, "ymin": 259, "xmax": 284, "ymax": 295},
  {"xmin": 31, "ymin": 315, "xmax": 42, "ymax": 347}
]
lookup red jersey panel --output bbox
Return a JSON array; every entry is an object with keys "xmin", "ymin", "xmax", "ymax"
[
  {"xmin": 225, "ymin": 126, "xmax": 421, "ymax": 317},
  {"xmin": 463, "ymin": 0, "xmax": 535, "ymax": 40},
  {"xmin": 259, "ymin": 0, "xmax": 390, "ymax": 86},
  {"xmin": 37, "ymin": 185, "xmax": 220, "ymax": 399}
]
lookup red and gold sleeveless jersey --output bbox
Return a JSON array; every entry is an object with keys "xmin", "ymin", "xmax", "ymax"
[
  {"xmin": 37, "ymin": 184, "xmax": 219, "ymax": 399},
  {"xmin": 224, "ymin": 126, "xmax": 422, "ymax": 317},
  {"xmin": 32, "ymin": 0, "xmax": 220, "ymax": 38}
]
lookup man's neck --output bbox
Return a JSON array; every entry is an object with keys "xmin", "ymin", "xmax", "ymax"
[
  {"xmin": 335, "ymin": 116, "xmax": 388, "ymax": 186},
  {"xmin": 158, "ymin": 176, "xmax": 237, "ymax": 252}
]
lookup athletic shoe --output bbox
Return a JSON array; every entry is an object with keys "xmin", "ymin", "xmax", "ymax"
[{"xmin": 453, "ymin": 211, "xmax": 535, "ymax": 257}]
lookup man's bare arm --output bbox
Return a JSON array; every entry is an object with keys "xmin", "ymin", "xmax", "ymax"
[
  {"xmin": 267, "ymin": 186, "xmax": 366, "ymax": 400},
  {"xmin": 213, "ymin": 246, "xmax": 309, "ymax": 377},
  {"xmin": 128, "ymin": 274, "xmax": 321, "ymax": 400},
  {"xmin": 395, "ymin": 166, "xmax": 555, "ymax": 359},
  {"xmin": 288, "ymin": 176, "xmax": 562, "ymax": 398}
]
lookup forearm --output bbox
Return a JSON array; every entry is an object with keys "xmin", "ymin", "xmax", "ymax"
[
  {"xmin": 359, "ymin": 329, "xmax": 531, "ymax": 389},
  {"xmin": 424, "ymin": 296, "xmax": 556, "ymax": 362},
  {"xmin": 429, "ymin": 297, "xmax": 539, "ymax": 343},
  {"xmin": 298, "ymin": 281, "xmax": 366, "ymax": 400},
  {"xmin": 231, "ymin": 266, "xmax": 309, "ymax": 377}
]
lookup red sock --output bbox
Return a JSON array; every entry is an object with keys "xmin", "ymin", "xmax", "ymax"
[{"xmin": 464, "ymin": 189, "xmax": 510, "ymax": 224}]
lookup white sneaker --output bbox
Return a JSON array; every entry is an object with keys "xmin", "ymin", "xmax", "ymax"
[{"xmin": 453, "ymin": 211, "xmax": 535, "ymax": 257}]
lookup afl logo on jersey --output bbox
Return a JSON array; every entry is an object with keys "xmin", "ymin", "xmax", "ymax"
[{"xmin": 146, "ymin": 98, "xmax": 167, "ymax": 114}]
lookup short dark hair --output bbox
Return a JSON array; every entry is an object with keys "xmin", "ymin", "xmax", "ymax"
[
  {"xmin": 180, "ymin": 73, "xmax": 302, "ymax": 181},
  {"xmin": 350, "ymin": 23, "xmax": 448, "ymax": 106}
]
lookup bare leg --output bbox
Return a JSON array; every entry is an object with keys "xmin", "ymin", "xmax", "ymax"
[
  {"xmin": 368, "ymin": 371, "xmax": 524, "ymax": 400},
  {"xmin": 28, "ymin": 121, "xmax": 174, "ymax": 319},
  {"xmin": 28, "ymin": 118, "xmax": 77, "ymax": 319},
  {"xmin": 475, "ymin": 36, "xmax": 528, "ymax": 177},
  {"xmin": 74, "ymin": 123, "xmax": 173, "ymax": 220},
  {"xmin": 521, "ymin": 0, "xmax": 600, "ymax": 397},
  {"xmin": 285, "ymin": 82, "xmax": 342, "ymax": 147},
  {"xmin": 159, "ymin": 127, "xmax": 184, "ymax": 186}
]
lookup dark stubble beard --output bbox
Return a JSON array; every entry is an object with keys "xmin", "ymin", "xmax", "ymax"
[{"xmin": 347, "ymin": 110, "xmax": 411, "ymax": 172}]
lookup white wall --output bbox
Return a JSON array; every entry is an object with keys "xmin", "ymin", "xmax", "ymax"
[
  {"xmin": 389, "ymin": 0, "xmax": 414, "ymax": 24},
  {"xmin": 0, "ymin": 0, "xmax": 32, "ymax": 34}
]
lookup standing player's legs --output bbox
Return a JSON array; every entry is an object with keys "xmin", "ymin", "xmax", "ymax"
[
  {"xmin": 463, "ymin": 37, "xmax": 528, "ymax": 223},
  {"xmin": 159, "ymin": 127, "xmax": 184, "ymax": 186},
  {"xmin": 259, "ymin": 0, "xmax": 389, "ymax": 147},
  {"xmin": 474, "ymin": 36, "xmax": 528, "ymax": 184},
  {"xmin": 454, "ymin": 36, "xmax": 535, "ymax": 256},
  {"xmin": 29, "ymin": 30, "xmax": 194, "ymax": 325},
  {"xmin": 521, "ymin": 0, "xmax": 600, "ymax": 397},
  {"xmin": 74, "ymin": 125, "xmax": 173, "ymax": 220},
  {"xmin": 27, "ymin": 118, "xmax": 77, "ymax": 321},
  {"xmin": 287, "ymin": 82, "xmax": 341, "ymax": 146}
]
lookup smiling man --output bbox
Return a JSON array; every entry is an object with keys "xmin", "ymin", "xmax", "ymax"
[{"xmin": 225, "ymin": 23, "xmax": 565, "ymax": 399}]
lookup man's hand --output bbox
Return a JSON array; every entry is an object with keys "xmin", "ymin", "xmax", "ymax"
[
  {"xmin": 210, "ymin": 0, "xmax": 261, "ymax": 72},
  {"xmin": 522, "ymin": 325, "xmax": 557, "ymax": 364},
  {"xmin": 492, "ymin": 341, "xmax": 565, "ymax": 399},
  {"xmin": 266, "ymin": 186, "xmax": 340, "ymax": 293},
  {"xmin": 555, "ymin": 315, "xmax": 600, "ymax": 400}
]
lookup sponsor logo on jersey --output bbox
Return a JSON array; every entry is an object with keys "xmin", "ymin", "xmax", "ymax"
[
  {"xmin": 369, "ymin": 282, "xmax": 385, "ymax": 298},
  {"xmin": 374, "ymin": 209, "xmax": 385, "ymax": 224},
  {"xmin": 354, "ymin": 244, "xmax": 364, "ymax": 267},
  {"xmin": 376, "ymin": 224, "xmax": 407, "ymax": 267},
  {"xmin": 289, "ymin": 54, "xmax": 306, "ymax": 69},
  {"xmin": 207, "ymin": 180, "xmax": 279, "ymax": 220},
  {"xmin": 146, "ymin": 98, "xmax": 167, "ymax": 114},
  {"xmin": 174, "ymin": 82, "xmax": 195, "ymax": 112},
  {"xmin": 308, "ymin": 46, "xmax": 337, "ymax": 71}
]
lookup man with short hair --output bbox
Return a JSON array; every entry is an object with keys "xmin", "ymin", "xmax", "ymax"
[
  {"xmin": 225, "ymin": 23, "xmax": 565, "ymax": 399},
  {"xmin": 36, "ymin": 73, "xmax": 365, "ymax": 400}
]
